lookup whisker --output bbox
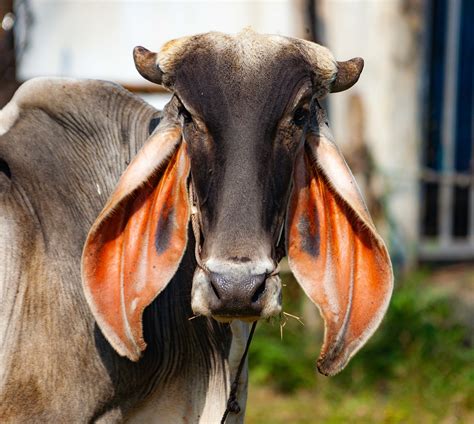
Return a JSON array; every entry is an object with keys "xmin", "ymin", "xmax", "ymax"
[
  {"xmin": 280, "ymin": 318, "xmax": 287, "ymax": 341},
  {"xmin": 283, "ymin": 311, "xmax": 305, "ymax": 326}
]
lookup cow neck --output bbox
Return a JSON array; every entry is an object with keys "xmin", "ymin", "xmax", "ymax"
[
  {"xmin": 188, "ymin": 181, "xmax": 258, "ymax": 422},
  {"xmin": 221, "ymin": 320, "xmax": 257, "ymax": 423}
]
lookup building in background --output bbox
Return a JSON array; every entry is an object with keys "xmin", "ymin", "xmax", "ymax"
[
  {"xmin": 1, "ymin": 0, "xmax": 472, "ymax": 269},
  {"xmin": 12, "ymin": 0, "xmax": 310, "ymax": 109},
  {"xmin": 317, "ymin": 0, "xmax": 472, "ymax": 266}
]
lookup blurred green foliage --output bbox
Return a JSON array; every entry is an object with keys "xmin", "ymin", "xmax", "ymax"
[{"xmin": 248, "ymin": 269, "xmax": 474, "ymax": 422}]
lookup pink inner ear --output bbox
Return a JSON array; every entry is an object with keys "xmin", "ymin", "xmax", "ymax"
[
  {"xmin": 287, "ymin": 148, "xmax": 393, "ymax": 376},
  {"xmin": 82, "ymin": 143, "xmax": 190, "ymax": 361}
]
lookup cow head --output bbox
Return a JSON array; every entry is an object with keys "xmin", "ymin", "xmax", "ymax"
[{"xmin": 82, "ymin": 30, "xmax": 392, "ymax": 376}]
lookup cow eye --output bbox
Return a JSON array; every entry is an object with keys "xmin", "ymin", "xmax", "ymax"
[
  {"xmin": 179, "ymin": 106, "xmax": 193, "ymax": 124},
  {"xmin": 148, "ymin": 116, "xmax": 161, "ymax": 135},
  {"xmin": 293, "ymin": 107, "xmax": 309, "ymax": 126},
  {"xmin": 0, "ymin": 158, "xmax": 11, "ymax": 179}
]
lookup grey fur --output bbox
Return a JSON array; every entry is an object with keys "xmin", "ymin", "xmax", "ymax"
[{"xmin": 0, "ymin": 78, "xmax": 232, "ymax": 423}]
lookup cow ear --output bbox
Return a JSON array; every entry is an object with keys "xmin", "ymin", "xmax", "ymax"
[
  {"xmin": 286, "ymin": 112, "xmax": 393, "ymax": 376},
  {"xmin": 81, "ymin": 122, "xmax": 190, "ymax": 361}
]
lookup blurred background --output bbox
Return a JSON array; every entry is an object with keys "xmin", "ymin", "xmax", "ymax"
[{"xmin": 0, "ymin": 0, "xmax": 472, "ymax": 422}]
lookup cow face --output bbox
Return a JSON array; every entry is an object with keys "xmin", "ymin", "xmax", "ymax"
[
  {"xmin": 185, "ymin": 79, "xmax": 307, "ymax": 321},
  {"xmin": 175, "ymin": 45, "xmax": 316, "ymax": 321},
  {"xmin": 82, "ymin": 30, "xmax": 392, "ymax": 376},
  {"xmin": 150, "ymin": 31, "xmax": 345, "ymax": 321}
]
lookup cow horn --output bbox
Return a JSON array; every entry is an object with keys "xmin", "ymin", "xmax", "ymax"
[
  {"xmin": 133, "ymin": 46, "xmax": 164, "ymax": 85},
  {"xmin": 330, "ymin": 57, "xmax": 364, "ymax": 93}
]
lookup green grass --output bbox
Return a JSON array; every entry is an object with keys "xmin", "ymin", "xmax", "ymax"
[{"xmin": 246, "ymin": 269, "xmax": 474, "ymax": 423}]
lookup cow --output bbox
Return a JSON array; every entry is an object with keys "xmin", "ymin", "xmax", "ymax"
[{"xmin": 0, "ymin": 29, "xmax": 393, "ymax": 423}]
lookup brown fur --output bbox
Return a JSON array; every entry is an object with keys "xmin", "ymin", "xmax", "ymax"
[{"xmin": 155, "ymin": 29, "xmax": 337, "ymax": 96}]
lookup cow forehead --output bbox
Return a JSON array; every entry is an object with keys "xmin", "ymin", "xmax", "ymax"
[
  {"xmin": 158, "ymin": 30, "xmax": 336, "ymax": 124},
  {"xmin": 159, "ymin": 30, "xmax": 288, "ymax": 75},
  {"xmin": 158, "ymin": 29, "xmax": 337, "ymax": 92}
]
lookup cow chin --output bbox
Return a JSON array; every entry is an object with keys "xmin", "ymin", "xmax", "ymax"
[{"xmin": 191, "ymin": 267, "xmax": 282, "ymax": 321}]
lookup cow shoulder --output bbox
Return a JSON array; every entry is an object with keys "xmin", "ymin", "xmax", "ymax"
[{"xmin": 0, "ymin": 78, "xmax": 160, "ymax": 421}]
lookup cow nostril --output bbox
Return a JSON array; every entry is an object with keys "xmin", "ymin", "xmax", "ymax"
[
  {"xmin": 208, "ymin": 271, "xmax": 267, "ymax": 307},
  {"xmin": 251, "ymin": 278, "xmax": 266, "ymax": 303}
]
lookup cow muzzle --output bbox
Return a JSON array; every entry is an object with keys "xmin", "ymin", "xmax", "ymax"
[{"xmin": 191, "ymin": 259, "xmax": 282, "ymax": 322}]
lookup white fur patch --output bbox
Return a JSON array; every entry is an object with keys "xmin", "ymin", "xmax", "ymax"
[
  {"xmin": 0, "ymin": 101, "xmax": 19, "ymax": 136},
  {"xmin": 191, "ymin": 268, "xmax": 213, "ymax": 316},
  {"xmin": 205, "ymin": 256, "xmax": 274, "ymax": 276}
]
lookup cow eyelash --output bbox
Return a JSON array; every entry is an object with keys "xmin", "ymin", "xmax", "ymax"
[{"xmin": 292, "ymin": 107, "xmax": 309, "ymax": 126}]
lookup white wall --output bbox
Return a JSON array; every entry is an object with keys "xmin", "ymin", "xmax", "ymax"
[
  {"xmin": 16, "ymin": 0, "xmax": 305, "ymax": 84},
  {"xmin": 15, "ymin": 0, "xmax": 306, "ymax": 109}
]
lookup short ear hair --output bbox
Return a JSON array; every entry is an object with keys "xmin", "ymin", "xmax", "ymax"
[
  {"xmin": 286, "ymin": 103, "xmax": 392, "ymax": 376},
  {"xmin": 82, "ymin": 118, "xmax": 190, "ymax": 361}
]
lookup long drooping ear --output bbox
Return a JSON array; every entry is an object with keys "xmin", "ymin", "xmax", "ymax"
[
  {"xmin": 286, "ymin": 105, "xmax": 393, "ymax": 376},
  {"xmin": 81, "ymin": 117, "xmax": 190, "ymax": 361}
]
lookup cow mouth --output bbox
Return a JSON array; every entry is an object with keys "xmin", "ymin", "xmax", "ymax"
[
  {"xmin": 191, "ymin": 267, "xmax": 283, "ymax": 320},
  {"xmin": 212, "ymin": 315, "xmax": 260, "ymax": 323}
]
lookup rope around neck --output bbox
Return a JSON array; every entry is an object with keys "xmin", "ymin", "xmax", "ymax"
[{"xmin": 221, "ymin": 321, "xmax": 257, "ymax": 423}]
